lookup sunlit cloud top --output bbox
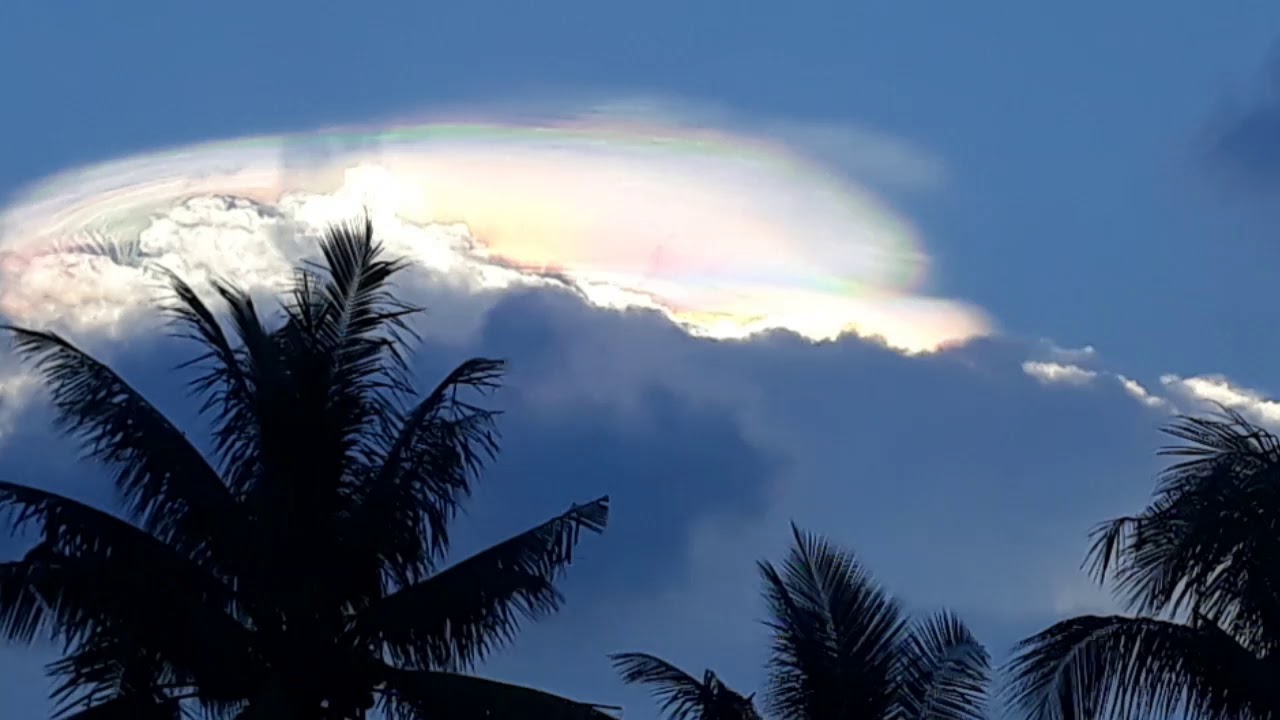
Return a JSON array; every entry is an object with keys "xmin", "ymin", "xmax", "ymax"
[{"xmin": 0, "ymin": 102, "xmax": 992, "ymax": 352}]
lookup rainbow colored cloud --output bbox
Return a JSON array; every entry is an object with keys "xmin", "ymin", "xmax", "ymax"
[{"xmin": 0, "ymin": 102, "xmax": 991, "ymax": 352}]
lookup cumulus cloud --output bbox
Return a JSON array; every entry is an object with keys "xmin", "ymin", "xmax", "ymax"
[
  {"xmin": 0, "ymin": 278, "xmax": 1170, "ymax": 714},
  {"xmin": 3, "ymin": 292, "xmax": 1273, "ymax": 718},
  {"xmin": 1159, "ymin": 372, "xmax": 1280, "ymax": 428},
  {"xmin": 427, "ymin": 292, "xmax": 1280, "ymax": 716},
  {"xmin": 366, "ymin": 289, "xmax": 1180, "ymax": 712},
  {"xmin": 1, "ymin": 115, "xmax": 1277, "ymax": 717},
  {"xmin": 1022, "ymin": 361, "xmax": 1098, "ymax": 386},
  {"xmin": 1118, "ymin": 375, "xmax": 1168, "ymax": 409}
]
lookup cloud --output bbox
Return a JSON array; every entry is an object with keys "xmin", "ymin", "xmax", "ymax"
[
  {"xmin": 0, "ymin": 260, "xmax": 1255, "ymax": 689},
  {"xmin": 1204, "ymin": 50, "xmax": 1280, "ymax": 192},
  {"xmin": 1, "ymin": 251, "xmax": 1273, "ymax": 717},
  {"xmin": 1118, "ymin": 375, "xmax": 1169, "ymax": 409},
  {"xmin": 391, "ymin": 92, "xmax": 950, "ymax": 194},
  {"xmin": 0, "ymin": 98, "xmax": 989, "ymax": 353},
  {"xmin": 2, "ymin": 110, "xmax": 1277, "ymax": 717},
  {"xmin": 0, "ymin": 368, "xmax": 35, "ymax": 441},
  {"xmin": 348, "ymin": 288, "xmax": 1187, "ymax": 713},
  {"xmin": 0, "ymin": 280, "xmax": 1172, "ymax": 714},
  {"xmin": 560, "ymin": 94, "xmax": 949, "ymax": 192},
  {"xmin": 418, "ymin": 291, "xmax": 1280, "ymax": 716},
  {"xmin": 1022, "ymin": 361, "xmax": 1098, "ymax": 386},
  {"xmin": 1159, "ymin": 372, "xmax": 1280, "ymax": 427},
  {"xmin": 1035, "ymin": 341, "xmax": 1098, "ymax": 365}
]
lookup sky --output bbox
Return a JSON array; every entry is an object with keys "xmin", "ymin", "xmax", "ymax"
[{"xmin": 2, "ymin": 1, "xmax": 1280, "ymax": 717}]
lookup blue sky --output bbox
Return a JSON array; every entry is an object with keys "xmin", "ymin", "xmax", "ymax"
[{"xmin": 2, "ymin": 1, "xmax": 1280, "ymax": 717}]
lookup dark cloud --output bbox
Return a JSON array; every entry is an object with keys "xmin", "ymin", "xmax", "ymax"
[
  {"xmin": 1205, "ymin": 50, "xmax": 1280, "ymax": 192},
  {"xmin": 392, "ymin": 287, "xmax": 1170, "ymax": 718},
  {"xmin": 0, "ymin": 283, "xmax": 1175, "ymax": 718}
]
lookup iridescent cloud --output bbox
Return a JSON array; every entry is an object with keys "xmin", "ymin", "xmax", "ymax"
[{"xmin": 0, "ymin": 102, "xmax": 992, "ymax": 352}]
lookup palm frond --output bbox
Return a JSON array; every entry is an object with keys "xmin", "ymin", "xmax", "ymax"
[
  {"xmin": 611, "ymin": 652, "xmax": 712, "ymax": 720},
  {"xmin": 59, "ymin": 232, "xmax": 155, "ymax": 271},
  {"xmin": 307, "ymin": 215, "xmax": 419, "ymax": 397},
  {"xmin": 278, "ymin": 217, "xmax": 420, "ymax": 468},
  {"xmin": 0, "ymin": 480, "xmax": 258, "ymax": 717},
  {"xmin": 0, "ymin": 481, "xmax": 232, "ymax": 645},
  {"xmin": 57, "ymin": 695, "xmax": 182, "ymax": 720},
  {"xmin": 893, "ymin": 610, "xmax": 989, "ymax": 720},
  {"xmin": 172, "ymin": 271, "xmax": 295, "ymax": 499},
  {"xmin": 761, "ymin": 524, "xmax": 906, "ymax": 720},
  {"xmin": 1, "ymin": 326, "xmax": 239, "ymax": 565},
  {"xmin": 1083, "ymin": 411, "xmax": 1280, "ymax": 650},
  {"xmin": 380, "ymin": 668, "xmax": 617, "ymax": 720},
  {"xmin": 611, "ymin": 652, "xmax": 757, "ymax": 720},
  {"xmin": 349, "ymin": 356, "xmax": 505, "ymax": 586},
  {"xmin": 1159, "ymin": 409, "xmax": 1280, "ymax": 465},
  {"xmin": 185, "ymin": 276, "xmax": 355, "ymax": 613},
  {"xmin": 347, "ymin": 496, "xmax": 609, "ymax": 670},
  {"xmin": 44, "ymin": 635, "xmax": 177, "ymax": 718},
  {"xmin": 43, "ymin": 605, "xmax": 256, "ymax": 716},
  {"xmin": 1005, "ymin": 614, "xmax": 1264, "ymax": 720},
  {"xmin": 159, "ymin": 269, "xmax": 258, "ymax": 488}
]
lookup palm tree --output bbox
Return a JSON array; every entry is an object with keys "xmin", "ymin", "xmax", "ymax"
[
  {"xmin": 613, "ymin": 525, "xmax": 990, "ymax": 720},
  {"xmin": 0, "ymin": 218, "xmax": 613, "ymax": 719},
  {"xmin": 1006, "ymin": 409, "xmax": 1280, "ymax": 720}
]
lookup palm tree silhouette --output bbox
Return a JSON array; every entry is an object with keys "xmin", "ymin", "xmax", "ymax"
[
  {"xmin": 0, "ymin": 218, "xmax": 612, "ymax": 719},
  {"xmin": 1007, "ymin": 410, "xmax": 1280, "ymax": 720},
  {"xmin": 614, "ymin": 525, "xmax": 990, "ymax": 720}
]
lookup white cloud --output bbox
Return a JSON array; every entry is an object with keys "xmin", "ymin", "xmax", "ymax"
[
  {"xmin": 1117, "ymin": 375, "xmax": 1168, "ymax": 409},
  {"xmin": 1160, "ymin": 373, "xmax": 1280, "ymax": 428},
  {"xmin": 1022, "ymin": 361, "xmax": 1098, "ymax": 386}
]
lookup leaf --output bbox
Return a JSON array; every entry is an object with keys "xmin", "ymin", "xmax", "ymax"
[
  {"xmin": 0, "ymin": 481, "xmax": 232, "ymax": 646},
  {"xmin": 1083, "ymin": 410, "xmax": 1280, "ymax": 652},
  {"xmin": 159, "ymin": 268, "xmax": 258, "ymax": 488},
  {"xmin": 611, "ymin": 652, "xmax": 758, "ymax": 720},
  {"xmin": 58, "ymin": 696, "xmax": 182, "ymax": 720},
  {"xmin": 1004, "ymin": 614, "xmax": 1264, "ymax": 720},
  {"xmin": 349, "ymin": 356, "xmax": 505, "ymax": 586},
  {"xmin": 893, "ymin": 610, "xmax": 989, "ymax": 720},
  {"xmin": 284, "ymin": 217, "xmax": 421, "ymax": 467},
  {"xmin": 760, "ymin": 524, "xmax": 905, "ymax": 720},
  {"xmin": 348, "ymin": 496, "xmax": 609, "ymax": 670},
  {"xmin": 381, "ymin": 669, "xmax": 617, "ymax": 720},
  {"xmin": 1, "ymin": 326, "xmax": 239, "ymax": 566}
]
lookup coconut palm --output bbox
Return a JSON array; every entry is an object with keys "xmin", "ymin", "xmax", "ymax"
[
  {"xmin": 1006, "ymin": 409, "xmax": 1280, "ymax": 720},
  {"xmin": 613, "ymin": 525, "xmax": 990, "ymax": 720},
  {"xmin": 0, "ymin": 218, "xmax": 612, "ymax": 719}
]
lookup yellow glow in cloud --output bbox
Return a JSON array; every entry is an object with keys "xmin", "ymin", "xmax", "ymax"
[{"xmin": 0, "ymin": 104, "xmax": 992, "ymax": 352}]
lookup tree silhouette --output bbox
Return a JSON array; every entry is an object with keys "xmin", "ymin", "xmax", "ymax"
[
  {"xmin": 0, "ymin": 218, "xmax": 612, "ymax": 719},
  {"xmin": 614, "ymin": 525, "xmax": 990, "ymax": 720},
  {"xmin": 1007, "ymin": 409, "xmax": 1280, "ymax": 720}
]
